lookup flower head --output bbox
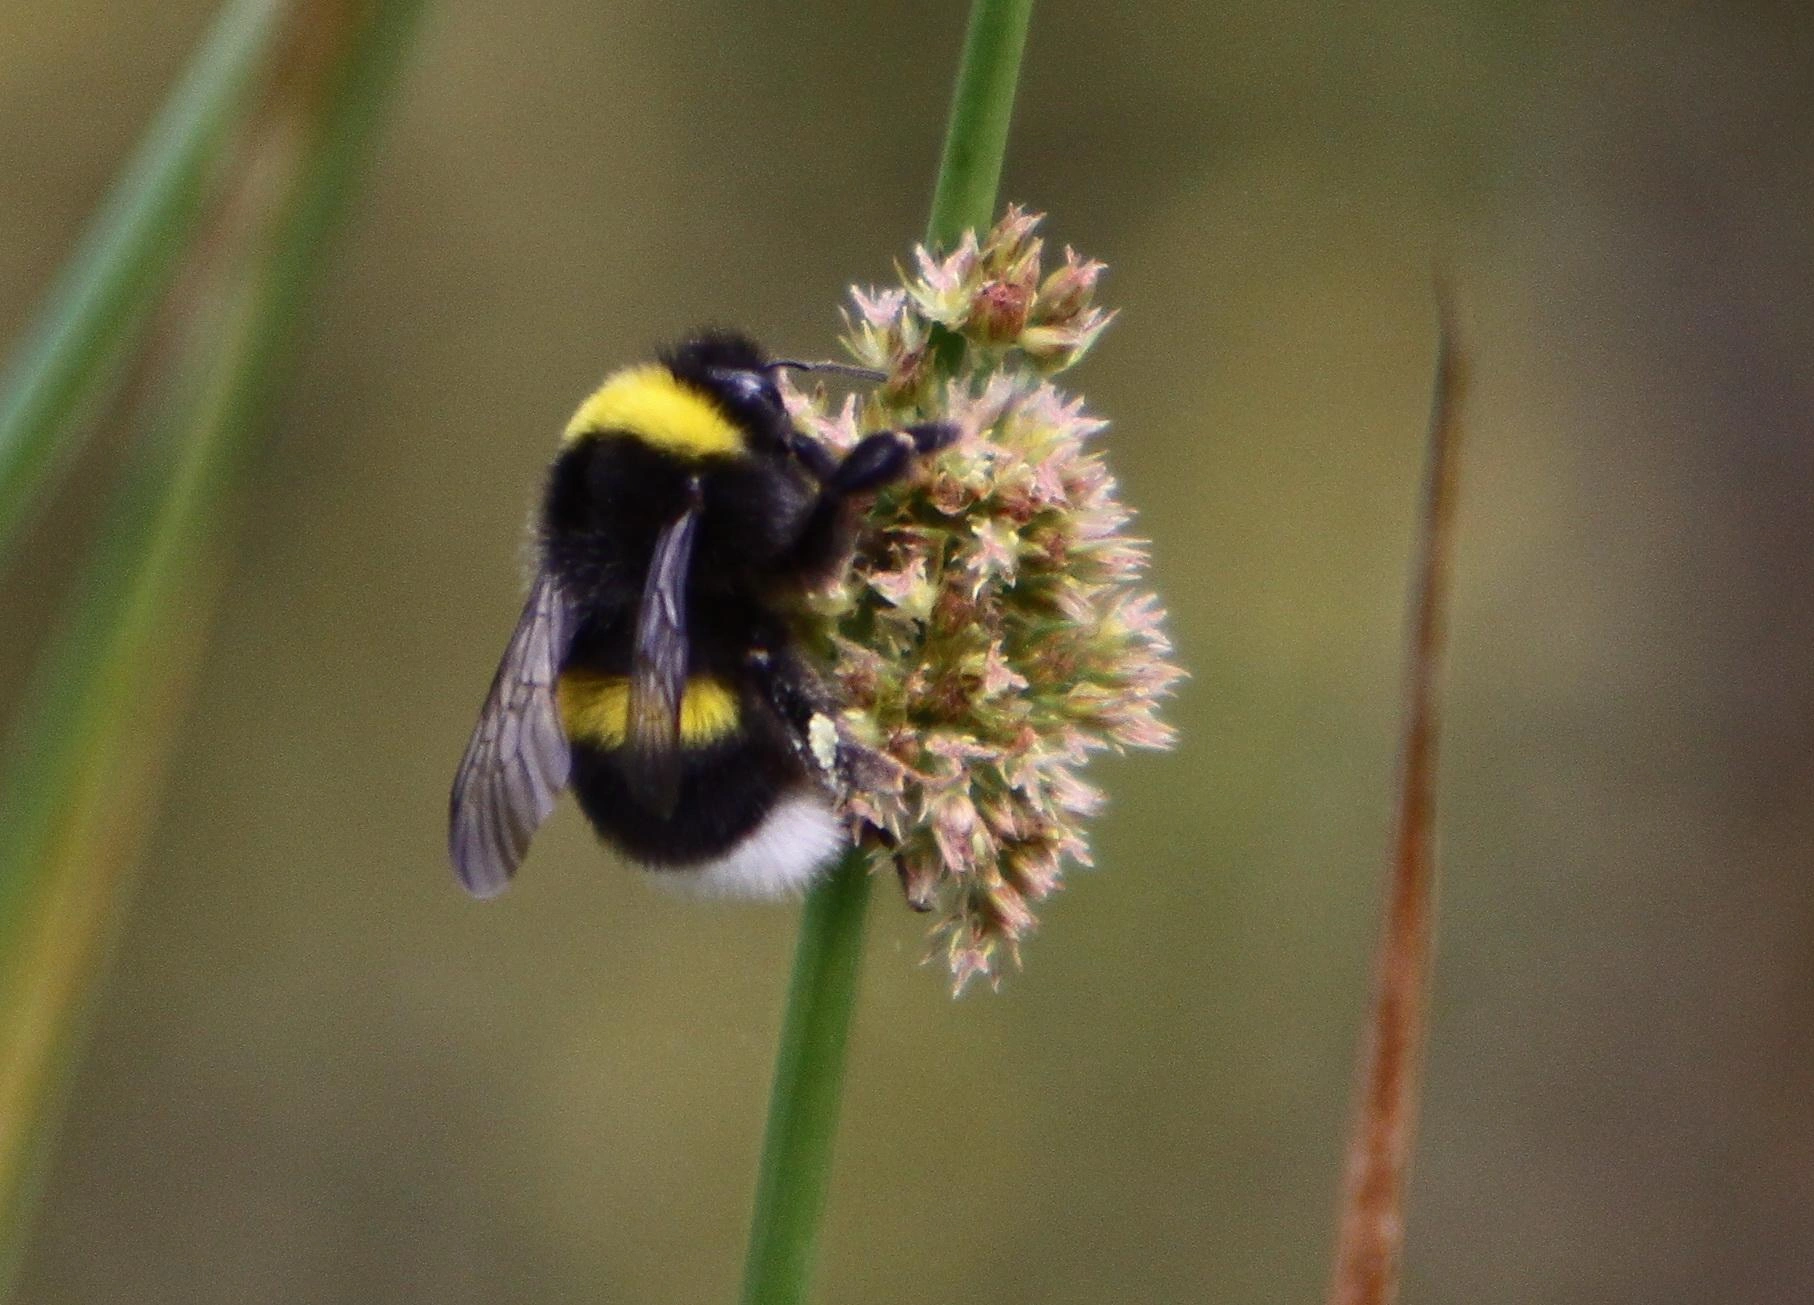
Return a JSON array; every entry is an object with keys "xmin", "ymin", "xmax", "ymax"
[{"xmin": 791, "ymin": 208, "xmax": 1180, "ymax": 992}]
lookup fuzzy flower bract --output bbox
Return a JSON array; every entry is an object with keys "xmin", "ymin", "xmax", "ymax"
[{"xmin": 785, "ymin": 208, "xmax": 1181, "ymax": 992}]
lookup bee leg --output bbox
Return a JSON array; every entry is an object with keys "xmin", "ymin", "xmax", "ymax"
[
  {"xmin": 744, "ymin": 645, "xmax": 835, "ymax": 772},
  {"xmin": 745, "ymin": 639, "xmax": 933, "ymax": 912},
  {"xmin": 744, "ymin": 641, "xmax": 910, "ymax": 799},
  {"xmin": 783, "ymin": 429, "xmax": 839, "ymax": 481},
  {"xmin": 780, "ymin": 422, "xmax": 958, "ymax": 582},
  {"xmin": 823, "ymin": 422, "xmax": 957, "ymax": 496}
]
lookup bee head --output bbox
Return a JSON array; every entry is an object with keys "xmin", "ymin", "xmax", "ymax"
[
  {"xmin": 663, "ymin": 331, "xmax": 791, "ymax": 446},
  {"xmin": 662, "ymin": 332, "xmax": 890, "ymax": 461},
  {"xmin": 665, "ymin": 329, "xmax": 769, "ymax": 379}
]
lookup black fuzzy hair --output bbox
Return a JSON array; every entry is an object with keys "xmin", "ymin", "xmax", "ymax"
[{"xmin": 661, "ymin": 329, "xmax": 769, "ymax": 382}]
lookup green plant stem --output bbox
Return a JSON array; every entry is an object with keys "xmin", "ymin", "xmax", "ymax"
[
  {"xmin": 737, "ymin": 3, "xmax": 1033, "ymax": 1303},
  {"xmin": 926, "ymin": 0, "xmax": 1033, "ymax": 249},
  {"xmin": 0, "ymin": 4, "xmax": 424, "ymax": 1296},
  {"xmin": 0, "ymin": 0, "xmax": 286, "ymax": 558},
  {"xmin": 738, "ymin": 855, "xmax": 873, "ymax": 1305}
]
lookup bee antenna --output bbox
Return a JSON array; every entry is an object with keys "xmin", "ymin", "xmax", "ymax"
[{"xmin": 769, "ymin": 359, "xmax": 888, "ymax": 384}]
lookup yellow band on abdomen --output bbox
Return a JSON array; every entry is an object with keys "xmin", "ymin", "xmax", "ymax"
[{"xmin": 556, "ymin": 671, "xmax": 741, "ymax": 749}]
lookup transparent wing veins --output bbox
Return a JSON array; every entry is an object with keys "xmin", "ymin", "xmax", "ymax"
[
  {"xmin": 623, "ymin": 484, "xmax": 702, "ymax": 817},
  {"xmin": 448, "ymin": 571, "xmax": 574, "ymax": 897}
]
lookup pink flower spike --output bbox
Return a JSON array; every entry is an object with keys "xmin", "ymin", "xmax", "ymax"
[{"xmin": 783, "ymin": 209, "xmax": 1180, "ymax": 990}]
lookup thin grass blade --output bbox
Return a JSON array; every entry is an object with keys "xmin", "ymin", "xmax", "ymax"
[
  {"xmin": 0, "ymin": 0, "xmax": 289, "ymax": 559},
  {"xmin": 0, "ymin": 3, "xmax": 425, "ymax": 1294},
  {"xmin": 1327, "ymin": 284, "xmax": 1469, "ymax": 1305}
]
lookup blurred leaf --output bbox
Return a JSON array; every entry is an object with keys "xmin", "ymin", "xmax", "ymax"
[
  {"xmin": 0, "ymin": 0, "xmax": 287, "ymax": 560},
  {"xmin": 0, "ymin": 2, "xmax": 425, "ymax": 1295}
]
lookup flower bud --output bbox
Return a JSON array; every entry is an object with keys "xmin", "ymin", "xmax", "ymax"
[
  {"xmin": 967, "ymin": 279, "xmax": 1033, "ymax": 343},
  {"xmin": 1034, "ymin": 249, "xmax": 1104, "ymax": 324}
]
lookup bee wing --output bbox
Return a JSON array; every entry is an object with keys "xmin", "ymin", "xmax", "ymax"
[
  {"xmin": 623, "ymin": 489, "xmax": 702, "ymax": 817},
  {"xmin": 449, "ymin": 570, "xmax": 575, "ymax": 897}
]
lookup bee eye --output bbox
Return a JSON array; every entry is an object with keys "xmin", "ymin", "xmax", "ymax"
[{"xmin": 711, "ymin": 367, "xmax": 781, "ymax": 410}]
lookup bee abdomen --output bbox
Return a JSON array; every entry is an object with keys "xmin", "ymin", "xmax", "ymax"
[
  {"xmin": 563, "ymin": 685, "xmax": 843, "ymax": 895},
  {"xmin": 662, "ymin": 790, "xmax": 842, "ymax": 898}
]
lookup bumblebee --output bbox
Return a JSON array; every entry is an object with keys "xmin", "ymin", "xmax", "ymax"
[{"xmin": 449, "ymin": 332, "xmax": 953, "ymax": 899}]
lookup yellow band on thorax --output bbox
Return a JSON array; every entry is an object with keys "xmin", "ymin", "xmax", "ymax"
[
  {"xmin": 556, "ymin": 671, "xmax": 741, "ymax": 749},
  {"xmin": 562, "ymin": 365, "xmax": 743, "ymax": 458}
]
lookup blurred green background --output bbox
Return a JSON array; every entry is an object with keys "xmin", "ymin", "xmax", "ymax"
[{"xmin": 4, "ymin": 1, "xmax": 1812, "ymax": 1301}]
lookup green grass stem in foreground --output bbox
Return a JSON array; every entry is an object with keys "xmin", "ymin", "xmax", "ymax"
[
  {"xmin": 737, "ymin": 3, "xmax": 1033, "ymax": 1302},
  {"xmin": 0, "ymin": 4, "xmax": 424, "ymax": 1296},
  {"xmin": 0, "ymin": 0, "xmax": 286, "ymax": 558},
  {"xmin": 737, "ymin": 855, "xmax": 873, "ymax": 1305}
]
